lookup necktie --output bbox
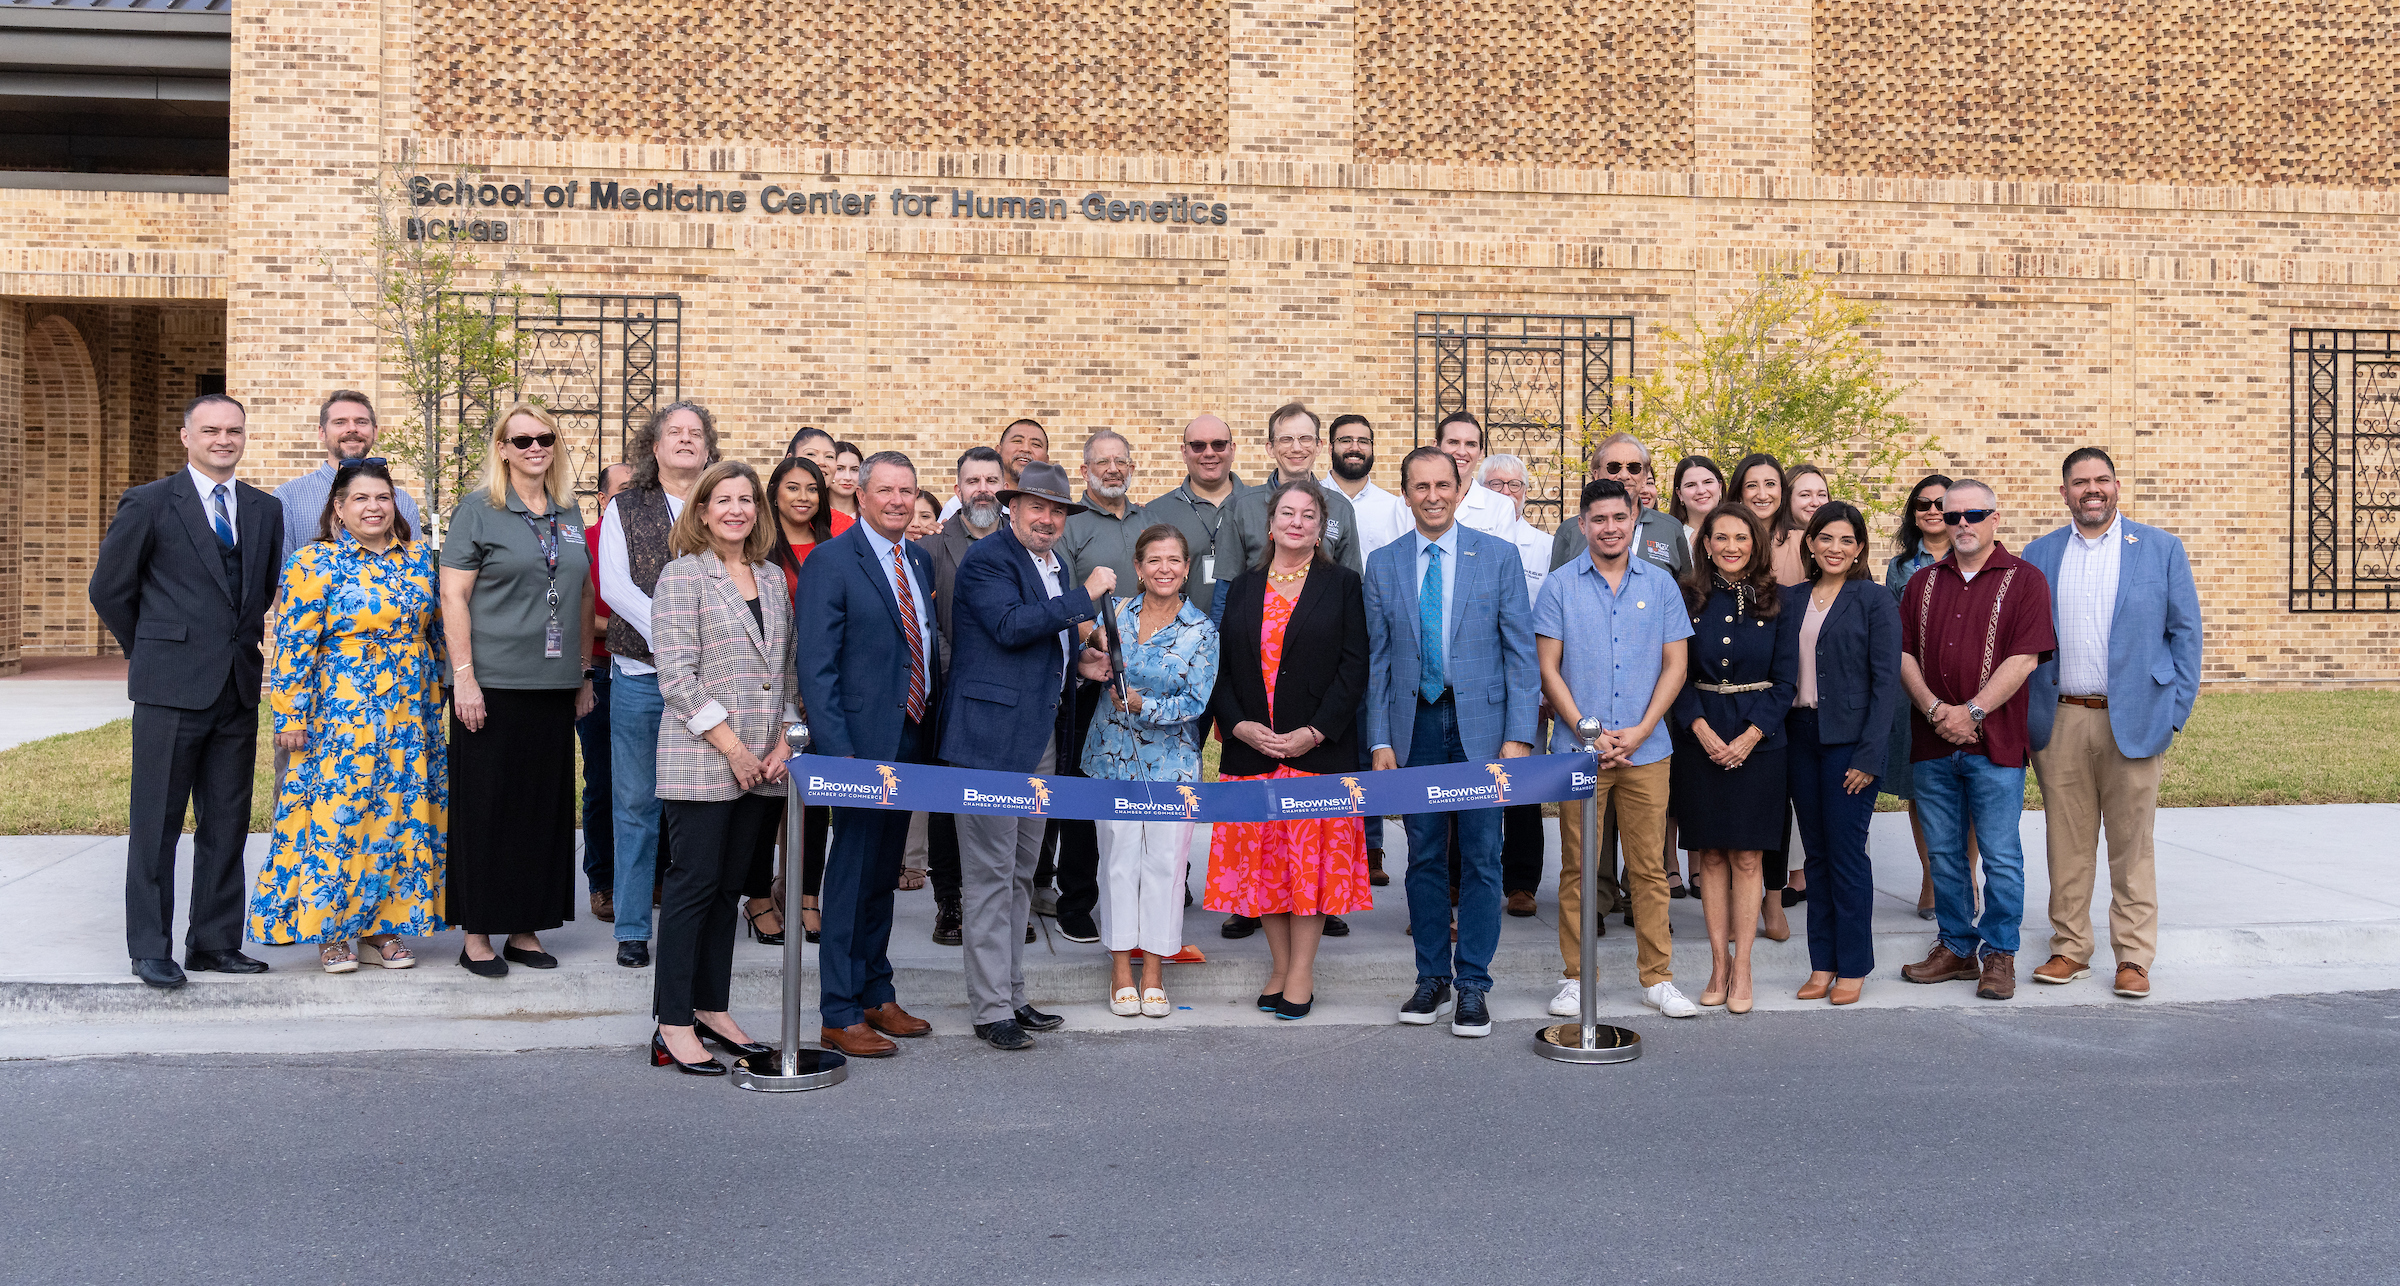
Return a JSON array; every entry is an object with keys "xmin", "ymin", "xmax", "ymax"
[
  {"xmin": 211, "ymin": 484, "xmax": 236, "ymax": 550},
  {"xmin": 893, "ymin": 544, "xmax": 927, "ymax": 722},
  {"xmin": 1418, "ymin": 543, "xmax": 1446, "ymax": 704}
]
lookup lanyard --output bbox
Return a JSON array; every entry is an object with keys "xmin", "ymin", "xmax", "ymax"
[
  {"xmin": 1178, "ymin": 481, "xmax": 1226, "ymax": 546},
  {"xmin": 519, "ymin": 508, "xmax": 565, "ymax": 658}
]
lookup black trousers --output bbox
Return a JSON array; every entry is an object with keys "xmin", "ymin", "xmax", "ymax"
[
  {"xmin": 789, "ymin": 805, "xmax": 830, "ymax": 899},
  {"xmin": 575, "ymin": 665, "xmax": 614, "ymax": 893},
  {"xmin": 928, "ymin": 811, "xmax": 962, "ymax": 901},
  {"xmin": 1500, "ymin": 803, "xmax": 1546, "ymax": 894},
  {"xmin": 656, "ymin": 793, "xmax": 780, "ymax": 1028},
  {"xmin": 125, "ymin": 675, "xmax": 255, "ymax": 960}
]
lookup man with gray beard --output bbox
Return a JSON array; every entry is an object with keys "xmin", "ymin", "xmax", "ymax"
[{"xmin": 920, "ymin": 446, "xmax": 1009, "ymax": 946}]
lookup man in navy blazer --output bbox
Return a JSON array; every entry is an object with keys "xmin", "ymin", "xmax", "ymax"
[
  {"xmin": 2020, "ymin": 448, "xmax": 2202, "ymax": 1000},
  {"xmin": 1364, "ymin": 447, "xmax": 1538, "ymax": 1037},
  {"xmin": 940, "ymin": 461, "xmax": 1116, "ymax": 1050},
  {"xmin": 793, "ymin": 452, "xmax": 943, "ymax": 1058},
  {"xmin": 88, "ymin": 393, "xmax": 284, "ymax": 990}
]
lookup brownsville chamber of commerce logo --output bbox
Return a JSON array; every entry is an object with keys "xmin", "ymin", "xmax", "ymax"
[
  {"xmin": 1026, "ymin": 778, "xmax": 1051, "ymax": 815},
  {"xmin": 1485, "ymin": 763, "xmax": 1512, "ymax": 802},
  {"xmin": 1339, "ymin": 777, "xmax": 1367, "ymax": 815},
  {"xmin": 875, "ymin": 764, "xmax": 901, "ymax": 806},
  {"xmin": 1177, "ymin": 785, "xmax": 1201, "ymax": 819}
]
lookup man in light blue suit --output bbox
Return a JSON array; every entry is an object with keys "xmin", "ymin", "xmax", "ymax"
[
  {"xmin": 2021, "ymin": 447, "xmax": 2202, "ymax": 1000},
  {"xmin": 1365, "ymin": 446, "xmax": 1539, "ymax": 1037}
]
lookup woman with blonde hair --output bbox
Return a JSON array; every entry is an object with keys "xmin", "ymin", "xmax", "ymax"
[{"xmin": 439, "ymin": 401, "xmax": 597, "ymax": 978}]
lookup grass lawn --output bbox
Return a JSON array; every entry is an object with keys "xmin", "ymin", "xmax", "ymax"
[{"xmin": 1, "ymin": 692, "xmax": 2393, "ymax": 836}]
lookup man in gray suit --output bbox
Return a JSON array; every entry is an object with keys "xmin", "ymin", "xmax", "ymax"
[{"xmin": 89, "ymin": 393, "xmax": 285, "ymax": 990}]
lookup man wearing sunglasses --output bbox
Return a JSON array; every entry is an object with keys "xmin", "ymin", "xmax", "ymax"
[
  {"xmin": 1894, "ymin": 479, "xmax": 2057, "ymax": 1001},
  {"xmin": 1546, "ymin": 432, "xmax": 1690, "ymax": 579},
  {"xmin": 1144, "ymin": 413, "xmax": 1252, "ymax": 606}
]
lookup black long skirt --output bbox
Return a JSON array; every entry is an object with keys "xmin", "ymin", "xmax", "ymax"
[
  {"xmin": 1669, "ymin": 726, "xmax": 1791, "ymax": 853},
  {"xmin": 448, "ymin": 686, "xmax": 578, "ymax": 934}
]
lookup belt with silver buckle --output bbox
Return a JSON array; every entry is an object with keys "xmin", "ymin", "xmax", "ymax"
[{"xmin": 1695, "ymin": 680, "xmax": 1772, "ymax": 695}]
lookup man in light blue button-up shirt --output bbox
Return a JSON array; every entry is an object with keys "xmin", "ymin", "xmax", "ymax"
[{"xmin": 1534, "ymin": 478, "xmax": 1694, "ymax": 1017}]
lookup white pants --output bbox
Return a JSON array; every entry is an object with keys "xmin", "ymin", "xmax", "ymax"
[{"xmin": 1096, "ymin": 818, "xmax": 1193, "ymax": 954}]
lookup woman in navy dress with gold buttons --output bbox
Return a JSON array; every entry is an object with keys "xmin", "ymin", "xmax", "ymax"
[{"xmin": 1670, "ymin": 506, "xmax": 1797, "ymax": 1013}]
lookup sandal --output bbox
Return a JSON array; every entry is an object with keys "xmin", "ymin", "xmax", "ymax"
[
  {"xmin": 1110, "ymin": 986, "xmax": 1142, "ymax": 1017},
  {"xmin": 319, "ymin": 941, "xmax": 359, "ymax": 974},
  {"xmin": 744, "ymin": 898, "xmax": 785, "ymax": 946},
  {"xmin": 1141, "ymin": 988, "xmax": 1171, "ymax": 1019},
  {"xmin": 897, "ymin": 867, "xmax": 928, "ymax": 892},
  {"xmin": 357, "ymin": 936, "xmax": 415, "ymax": 970}
]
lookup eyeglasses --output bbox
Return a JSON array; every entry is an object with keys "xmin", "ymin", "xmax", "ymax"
[
  {"xmin": 1270, "ymin": 435, "xmax": 1318, "ymax": 449},
  {"xmin": 1183, "ymin": 439, "xmax": 1231, "ymax": 454},
  {"xmin": 1599, "ymin": 460, "xmax": 1647, "ymax": 476},
  {"xmin": 1485, "ymin": 478, "xmax": 1528, "ymax": 492},
  {"xmin": 1913, "ymin": 497, "xmax": 1945, "ymax": 512},
  {"xmin": 334, "ymin": 456, "xmax": 387, "ymax": 469},
  {"xmin": 1942, "ymin": 508, "xmax": 1997, "ymax": 526},
  {"xmin": 507, "ymin": 432, "xmax": 558, "ymax": 450}
]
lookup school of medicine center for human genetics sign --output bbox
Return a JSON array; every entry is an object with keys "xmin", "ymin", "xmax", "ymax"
[{"xmin": 405, "ymin": 174, "xmax": 1235, "ymax": 241}]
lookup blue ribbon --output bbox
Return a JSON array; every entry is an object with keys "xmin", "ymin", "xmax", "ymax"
[{"xmin": 793, "ymin": 753, "xmax": 1596, "ymax": 824}]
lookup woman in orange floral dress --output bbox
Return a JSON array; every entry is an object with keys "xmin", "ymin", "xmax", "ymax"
[{"xmin": 1204, "ymin": 479, "xmax": 1372, "ymax": 1020}]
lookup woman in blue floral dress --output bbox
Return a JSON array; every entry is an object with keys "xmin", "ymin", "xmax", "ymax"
[
  {"xmin": 248, "ymin": 460, "xmax": 448, "ymax": 972},
  {"xmin": 1082, "ymin": 524, "xmax": 1220, "ymax": 1018}
]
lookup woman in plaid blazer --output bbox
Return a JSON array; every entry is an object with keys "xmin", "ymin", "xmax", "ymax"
[{"xmin": 647, "ymin": 461, "xmax": 798, "ymax": 1076}]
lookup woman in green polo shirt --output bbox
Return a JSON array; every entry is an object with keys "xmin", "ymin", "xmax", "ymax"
[{"xmin": 438, "ymin": 402, "xmax": 597, "ymax": 978}]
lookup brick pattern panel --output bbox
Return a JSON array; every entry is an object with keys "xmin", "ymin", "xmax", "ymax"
[
  {"xmin": 414, "ymin": 0, "xmax": 1229, "ymax": 153},
  {"xmin": 20, "ymin": 314, "xmax": 105, "ymax": 657},
  {"xmin": 1814, "ymin": 0, "xmax": 2400, "ymax": 187},
  {"xmin": 1354, "ymin": 0, "xmax": 1694, "ymax": 166}
]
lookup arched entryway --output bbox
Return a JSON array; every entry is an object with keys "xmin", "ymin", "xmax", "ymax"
[{"xmin": 21, "ymin": 315, "xmax": 106, "ymax": 657}]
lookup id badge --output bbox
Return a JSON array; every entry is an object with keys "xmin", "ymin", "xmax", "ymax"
[
  {"xmin": 544, "ymin": 617, "xmax": 565, "ymax": 659},
  {"xmin": 1201, "ymin": 554, "xmax": 1216, "ymax": 585}
]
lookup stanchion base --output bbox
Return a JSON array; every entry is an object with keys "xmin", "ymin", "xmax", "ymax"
[
  {"xmin": 1531, "ymin": 1022, "xmax": 1643, "ymax": 1064},
  {"xmin": 731, "ymin": 1047, "xmax": 849, "ymax": 1092}
]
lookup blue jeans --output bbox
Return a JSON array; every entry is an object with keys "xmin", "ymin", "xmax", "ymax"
[
  {"xmin": 1913, "ymin": 749, "xmax": 2027, "ymax": 957},
  {"xmin": 1786, "ymin": 709, "xmax": 1876, "ymax": 978},
  {"xmin": 575, "ymin": 665, "xmax": 613, "ymax": 894},
  {"xmin": 1402, "ymin": 695, "xmax": 1503, "ymax": 993},
  {"xmin": 609, "ymin": 666, "xmax": 667, "ymax": 943}
]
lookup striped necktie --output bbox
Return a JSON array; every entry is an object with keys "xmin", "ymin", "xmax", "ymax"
[
  {"xmin": 211, "ymin": 484, "xmax": 236, "ymax": 549},
  {"xmin": 893, "ymin": 544, "xmax": 927, "ymax": 722}
]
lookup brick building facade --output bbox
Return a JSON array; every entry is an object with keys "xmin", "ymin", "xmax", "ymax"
[{"xmin": 2, "ymin": 0, "xmax": 2394, "ymax": 684}]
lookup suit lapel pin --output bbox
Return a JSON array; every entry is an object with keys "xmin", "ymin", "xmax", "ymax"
[{"xmin": 2125, "ymin": 534, "xmax": 2139, "ymax": 544}]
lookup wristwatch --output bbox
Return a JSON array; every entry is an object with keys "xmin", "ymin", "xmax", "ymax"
[
  {"xmin": 1967, "ymin": 701, "xmax": 1988, "ymax": 724},
  {"xmin": 1925, "ymin": 701, "xmax": 1944, "ymax": 720}
]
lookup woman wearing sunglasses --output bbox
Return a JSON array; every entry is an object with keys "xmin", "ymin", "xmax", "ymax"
[
  {"xmin": 439, "ymin": 402, "xmax": 597, "ymax": 978},
  {"xmin": 1883, "ymin": 473, "xmax": 1975, "ymax": 920}
]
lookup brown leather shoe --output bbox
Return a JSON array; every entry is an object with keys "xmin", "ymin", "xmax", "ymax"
[
  {"xmin": 1976, "ymin": 951, "xmax": 2017, "ymax": 1000},
  {"xmin": 1367, "ymin": 848, "xmax": 1389, "ymax": 887},
  {"xmin": 1505, "ymin": 891, "xmax": 1537, "ymax": 917},
  {"xmin": 863, "ymin": 1001, "xmax": 932, "ymax": 1038},
  {"xmin": 589, "ymin": 889, "xmax": 615, "ymax": 923},
  {"xmin": 2032, "ymin": 954, "xmax": 2089, "ymax": 985},
  {"xmin": 1901, "ymin": 942, "xmax": 1981, "ymax": 984},
  {"xmin": 1796, "ymin": 972, "xmax": 1834, "ymax": 1001},
  {"xmin": 2113, "ymin": 962, "xmax": 2151, "ymax": 998},
  {"xmin": 1827, "ymin": 977, "xmax": 1863, "ymax": 1006},
  {"xmin": 819, "ymin": 1023, "xmax": 898, "ymax": 1058}
]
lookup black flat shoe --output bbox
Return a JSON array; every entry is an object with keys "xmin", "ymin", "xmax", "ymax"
[
  {"xmin": 1322, "ymin": 914, "xmax": 1350, "ymax": 938},
  {"xmin": 693, "ymin": 1018, "xmax": 772, "ymax": 1058},
  {"xmin": 501, "ymin": 945, "xmax": 558, "ymax": 969},
  {"xmin": 1669, "ymin": 881, "xmax": 1689, "ymax": 900},
  {"xmin": 1274, "ymin": 995, "xmax": 1313, "ymax": 1020},
  {"xmin": 457, "ymin": 949, "xmax": 508, "ymax": 978},
  {"xmin": 650, "ymin": 1030, "xmax": 727, "ymax": 1076},
  {"xmin": 1221, "ymin": 914, "xmax": 1259, "ymax": 940},
  {"xmin": 1014, "ymin": 1004, "xmax": 1064, "ymax": 1032},
  {"xmin": 131, "ymin": 957, "xmax": 186, "ymax": 989},
  {"xmin": 616, "ymin": 940, "xmax": 650, "ymax": 968},
  {"xmin": 186, "ymin": 948, "xmax": 268, "ymax": 974},
  {"xmin": 1782, "ymin": 887, "xmax": 1807, "ymax": 908},
  {"xmin": 1257, "ymin": 992, "xmax": 1284, "ymax": 1012},
  {"xmin": 975, "ymin": 1019, "xmax": 1035, "ymax": 1050}
]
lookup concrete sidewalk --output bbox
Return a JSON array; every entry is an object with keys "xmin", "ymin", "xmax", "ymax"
[
  {"xmin": 0, "ymin": 681, "xmax": 134, "ymax": 751},
  {"xmin": 2, "ymin": 804, "xmax": 2394, "ymax": 1057}
]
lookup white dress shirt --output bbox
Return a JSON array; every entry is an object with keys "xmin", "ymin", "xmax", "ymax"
[
  {"xmin": 597, "ymin": 491, "xmax": 684, "ymax": 676},
  {"xmin": 859, "ymin": 520, "xmax": 936, "ymax": 683},
  {"xmin": 187, "ymin": 464, "xmax": 239, "ymax": 543},
  {"xmin": 1492, "ymin": 511, "xmax": 1551, "ymax": 606},
  {"xmin": 1455, "ymin": 481, "xmax": 1513, "ymax": 537},
  {"xmin": 1028, "ymin": 544, "xmax": 1073, "ymax": 671},
  {"xmin": 2054, "ymin": 514, "xmax": 2123, "ymax": 696},
  {"xmin": 1334, "ymin": 478, "xmax": 1412, "ymax": 557}
]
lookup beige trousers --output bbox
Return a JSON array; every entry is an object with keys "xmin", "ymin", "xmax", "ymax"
[
  {"xmin": 2029, "ymin": 701, "xmax": 2164, "ymax": 969},
  {"xmin": 1559, "ymin": 758, "xmax": 1673, "ymax": 985}
]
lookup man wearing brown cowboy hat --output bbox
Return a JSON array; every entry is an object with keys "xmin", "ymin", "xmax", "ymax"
[{"xmin": 940, "ymin": 460, "xmax": 1119, "ymax": 1050}]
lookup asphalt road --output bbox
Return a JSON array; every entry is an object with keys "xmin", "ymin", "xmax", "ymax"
[{"xmin": 7, "ymin": 992, "xmax": 2397, "ymax": 1285}]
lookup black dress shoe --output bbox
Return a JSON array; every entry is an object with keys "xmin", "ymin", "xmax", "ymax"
[
  {"xmin": 975, "ymin": 1019, "xmax": 1035, "ymax": 1050},
  {"xmin": 1274, "ymin": 995, "xmax": 1313, "ymax": 1020},
  {"xmin": 1221, "ymin": 914, "xmax": 1259, "ymax": 940},
  {"xmin": 501, "ymin": 945, "xmax": 558, "ymax": 969},
  {"xmin": 932, "ymin": 898, "xmax": 963, "ymax": 946},
  {"xmin": 693, "ymin": 1018, "xmax": 772, "ymax": 1058},
  {"xmin": 1322, "ymin": 914, "xmax": 1350, "ymax": 938},
  {"xmin": 1782, "ymin": 886, "xmax": 1808, "ymax": 908},
  {"xmin": 1025, "ymin": 922, "xmax": 1037, "ymax": 944},
  {"xmin": 616, "ymin": 941, "xmax": 650, "ymax": 968},
  {"xmin": 185, "ymin": 948, "xmax": 268, "ymax": 974},
  {"xmin": 1056, "ymin": 912, "xmax": 1100, "ymax": 943},
  {"xmin": 1257, "ymin": 992, "xmax": 1283, "ymax": 1012},
  {"xmin": 131, "ymin": 957, "xmax": 186, "ymax": 990},
  {"xmin": 650, "ymin": 1030, "xmax": 727, "ymax": 1076},
  {"xmin": 457, "ymin": 949, "xmax": 508, "ymax": 978},
  {"xmin": 1014, "ymin": 1004, "xmax": 1064, "ymax": 1032}
]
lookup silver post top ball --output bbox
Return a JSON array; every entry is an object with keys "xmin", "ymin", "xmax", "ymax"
[
  {"xmin": 787, "ymin": 720, "xmax": 811, "ymax": 754},
  {"xmin": 1574, "ymin": 715, "xmax": 1605, "ymax": 749}
]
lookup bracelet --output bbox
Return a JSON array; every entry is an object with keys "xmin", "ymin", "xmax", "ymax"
[{"xmin": 454, "ymin": 662, "xmax": 474, "ymax": 674}]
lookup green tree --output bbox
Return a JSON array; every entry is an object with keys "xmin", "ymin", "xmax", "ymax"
[{"xmin": 1613, "ymin": 270, "xmax": 1930, "ymax": 516}]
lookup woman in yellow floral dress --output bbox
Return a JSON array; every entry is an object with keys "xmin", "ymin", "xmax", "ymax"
[{"xmin": 247, "ymin": 460, "xmax": 448, "ymax": 972}]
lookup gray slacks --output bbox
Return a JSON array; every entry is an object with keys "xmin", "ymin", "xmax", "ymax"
[{"xmin": 957, "ymin": 737, "xmax": 1054, "ymax": 1025}]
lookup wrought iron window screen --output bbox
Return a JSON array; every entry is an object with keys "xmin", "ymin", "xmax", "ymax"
[
  {"xmin": 2290, "ymin": 329, "xmax": 2400, "ymax": 612},
  {"xmin": 1413, "ymin": 313, "xmax": 1636, "ymax": 526},
  {"xmin": 442, "ymin": 293, "xmax": 683, "ymax": 501}
]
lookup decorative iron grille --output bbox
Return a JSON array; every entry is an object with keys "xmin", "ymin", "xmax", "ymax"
[
  {"xmin": 2289, "ymin": 329, "xmax": 2400, "ymax": 612},
  {"xmin": 1412, "ymin": 313, "xmax": 1637, "ymax": 526},
  {"xmin": 443, "ymin": 293, "xmax": 682, "ymax": 501}
]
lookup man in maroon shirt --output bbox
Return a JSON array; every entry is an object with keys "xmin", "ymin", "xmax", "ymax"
[{"xmin": 1894, "ymin": 479, "xmax": 2057, "ymax": 1000}]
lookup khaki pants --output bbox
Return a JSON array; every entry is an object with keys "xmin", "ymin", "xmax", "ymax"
[
  {"xmin": 2029, "ymin": 701, "xmax": 2164, "ymax": 969},
  {"xmin": 1559, "ymin": 758, "xmax": 1672, "ymax": 986}
]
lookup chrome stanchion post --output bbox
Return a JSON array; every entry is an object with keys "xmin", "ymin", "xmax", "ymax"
[
  {"xmin": 734, "ymin": 720, "xmax": 847, "ymax": 1091},
  {"xmin": 1532, "ymin": 715, "xmax": 1642, "ymax": 1064}
]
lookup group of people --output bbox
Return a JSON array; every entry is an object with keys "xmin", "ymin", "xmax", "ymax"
[{"xmin": 89, "ymin": 386, "xmax": 2202, "ymax": 1075}]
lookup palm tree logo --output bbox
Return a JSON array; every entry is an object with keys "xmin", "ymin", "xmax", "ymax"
[
  {"xmin": 1340, "ymin": 777, "xmax": 1367, "ymax": 814},
  {"xmin": 1026, "ymin": 777, "xmax": 1051, "ymax": 815},
  {"xmin": 874, "ymin": 764, "xmax": 900, "ymax": 806},
  {"xmin": 1175, "ymin": 785, "xmax": 1201, "ymax": 819},
  {"xmin": 1485, "ymin": 763, "xmax": 1512, "ymax": 802}
]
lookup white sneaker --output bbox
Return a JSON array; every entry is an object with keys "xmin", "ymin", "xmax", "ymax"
[
  {"xmin": 1548, "ymin": 978, "xmax": 1582, "ymax": 1016},
  {"xmin": 1642, "ymin": 980, "xmax": 1699, "ymax": 1018}
]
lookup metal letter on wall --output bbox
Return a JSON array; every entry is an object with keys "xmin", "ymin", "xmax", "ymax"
[
  {"xmin": 444, "ymin": 294, "xmax": 684, "ymax": 503},
  {"xmin": 1412, "ymin": 313, "xmax": 1636, "ymax": 526},
  {"xmin": 2289, "ymin": 329, "xmax": 2400, "ymax": 612}
]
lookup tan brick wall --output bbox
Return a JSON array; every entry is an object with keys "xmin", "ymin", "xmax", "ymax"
[{"xmin": 0, "ymin": 301, "xmax": 20, "ymax": 674}]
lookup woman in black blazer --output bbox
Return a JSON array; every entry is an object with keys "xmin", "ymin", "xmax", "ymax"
[
  {"xmin": 1203, "ymin": 479, "xmax": 1372, "ymax": 1020},
  {"xmin": 1779, "ymin": 501, "xmax": 1904, "ymax": 1005}
]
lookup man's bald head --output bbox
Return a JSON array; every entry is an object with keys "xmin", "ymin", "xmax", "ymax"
[{"xmin": 1181, "ymin": 414, "xmax": 1235, "ymax": 487}]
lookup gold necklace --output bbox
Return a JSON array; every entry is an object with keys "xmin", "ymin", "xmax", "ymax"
[{"xmin": 1268, "ymin": 563, "xmax": 1310, "ymax": 584}]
